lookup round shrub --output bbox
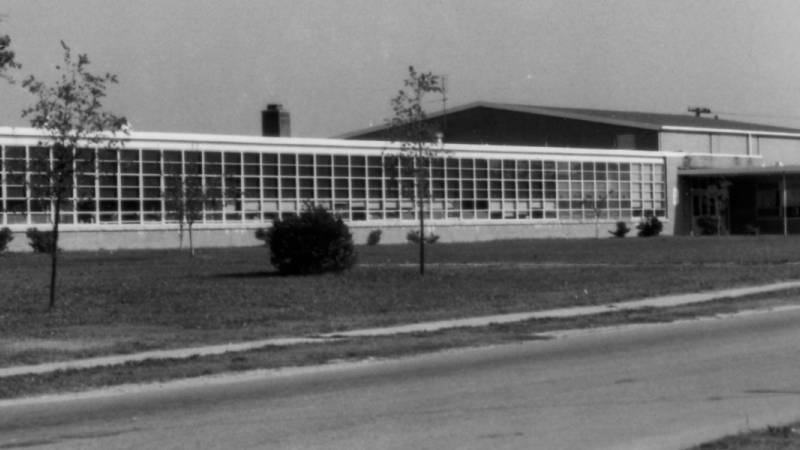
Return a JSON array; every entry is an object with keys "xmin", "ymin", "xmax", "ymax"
[
  {"xmin": 406, "ymin": 230, "xmax": 440, "ymax": 244},
  {"xmin": 26, "ymin": 228, "xmax": 59, "ymax": 253},
  {"xmin": 636, "ymin": 216, "xmax": 663, "ymax": 237},
  {"xmin": 366, "ymin": 229, "xmax": 382, "ymax": 246},
  {"xmin": 608, "ymin": 221, "xmax": 631, "ymax": 238},
  {"xmin": 0, "ymin": 228, "xmax": 13, "ymax": 253},
  {"xmin": 696, "ymin": 217, "xmax": 720, "ymax": 236},
  {"xmin": 267, "ymin": 204, "xmax": 357, "ymax": 275},
  {"xmin": 254, "ymin": 227, "xmax": 269, "ymax": 246}
]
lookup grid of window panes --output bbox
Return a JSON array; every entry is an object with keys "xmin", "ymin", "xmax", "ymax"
[
  {"xmin": 1, "ymin": 145, "xmax": 666, "ymax": 225},
  {"xmin": 1, "ymin": 146, "xmax": 29, "ymax": 225}
]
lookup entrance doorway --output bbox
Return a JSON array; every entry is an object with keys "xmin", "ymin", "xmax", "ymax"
[{"xmin": 691, "ymin": 190, "xmax": 728, "ymax": 236}]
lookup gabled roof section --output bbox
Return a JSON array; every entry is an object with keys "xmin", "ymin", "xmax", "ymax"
[
  {"xmin": 335, "ymin": 101, "xmax": 800, "ymax": 138},
  {"xmin": 507, "ymin": 104, "xmax": 800, "ymax": 133}
]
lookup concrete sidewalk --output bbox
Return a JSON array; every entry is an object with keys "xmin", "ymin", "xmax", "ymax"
[{"xmin": 2, "ymin": 280, "xmax": 800, "ymax": 378}]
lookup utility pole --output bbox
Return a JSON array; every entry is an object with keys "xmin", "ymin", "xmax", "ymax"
[{"xmin": 688, "ymin": 107, "xmax": 711, "ymax": 118}]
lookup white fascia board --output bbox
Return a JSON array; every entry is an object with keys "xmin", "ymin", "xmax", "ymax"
[
  {"xmin": 662, "ymin": 126, "xmax": 800, "ymax": 139},
  {"xmin": 0, "ymin": 127, "xmax": 380, "ymax": 150},
  {"xmin": 681, "ymin": 153, "xmax": 762, "ymax": 159},
  {"xmin": 0, "ymin": 128, "xmax": 48, "ymax": 147},
  {"xmin": 335, "ymin": 139, "xmax": 684, "ymax": 162},
  {"xmin": 444, "ymin": 146, "xmax": 672, "ymax": 162},
  {"xmin": 0, "ymin": 126, "xmax": 678, "ymax": 162}
]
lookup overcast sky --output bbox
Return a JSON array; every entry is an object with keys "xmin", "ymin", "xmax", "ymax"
[{"xmin": 1, "ymin": 0, "xmax": 799, "ymax": 138}]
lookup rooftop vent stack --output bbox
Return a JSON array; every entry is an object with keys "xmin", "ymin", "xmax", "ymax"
[{"xmin": 262, "ymin": 104, "xmax": 291, "ymax": 137}]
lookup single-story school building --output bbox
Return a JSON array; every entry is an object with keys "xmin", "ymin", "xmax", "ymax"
[{"xmin": 3, "ymin": 102, "xmax": 800, "ymax": 251}]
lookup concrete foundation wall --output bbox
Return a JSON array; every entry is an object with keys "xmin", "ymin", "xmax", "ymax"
[
  {"xmin": 350, "ymin": 220, "xmax": 658, "ymax": 244},
  {"xmin": 2, "ymin": 220, "xmax": 665, "ymax": 252},
  {"xmin": 4, "ymin": 226, "xmax": 263, "ymax": 252}
]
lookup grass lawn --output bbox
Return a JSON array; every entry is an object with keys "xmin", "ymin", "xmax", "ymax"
[
  {"xmin": 2, "ymin": 235, "xmax": 800, "ymax": 368},
  {"xmin": 0, "ymin": 294, "xmax": 795, "ymax": 400}
]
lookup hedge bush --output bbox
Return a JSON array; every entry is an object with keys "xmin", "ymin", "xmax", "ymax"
[
  {"xmin": 407, "ymin": 230, "xmax": 439, "ymax": 244},
  {"xmin": 266, "ymin": 204, "xmax": 357, "ymax": 275},
  {"xmin": 636, "ymin": 216, "xmax": 663, "ymax": 237},
  {"xmin": 696, "ymin": 217, "xmax": 720, "ymax": 236},
  {"xmin": 0, "ymin": 228, "xmax": 13, "ymax": 253},
  {"xmin": 608, "ymin": 221, "xmax": 631, "ymax": 238},
  {"xmin": 366, "ymin": 229, "xmax": 382, "ymax": 246},
  {"xmin": 254, "ymin": 227, "xmax": 269, "ymax": 246},
  {"xmin": 26, "ymin": 228, "xmax": 59, "ymax": 253}
]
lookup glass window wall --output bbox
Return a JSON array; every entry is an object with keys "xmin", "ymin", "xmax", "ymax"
[{"xmin": 0, "ymin": 145, "xmax": 666, "ymax": 225}]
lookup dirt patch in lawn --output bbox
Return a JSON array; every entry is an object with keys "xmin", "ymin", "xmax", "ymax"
[
  {"xmin": 0, "ymin": 325, "xmax": 186, "ymax": 366},
  {"xmin": 2, "ymin": 339, "xmax": 115, "ymax": 352},
  {"xmin": 0, "ymin": 337, "xmax": 122, "ymax": 367},
  {"xmin": 0, "ymin": 324, "xmax": 283, "ymax": 367}
]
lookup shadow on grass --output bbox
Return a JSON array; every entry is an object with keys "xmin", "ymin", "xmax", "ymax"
[
  {"xmin": 744, "ymin": 389, "xmax": 800, "ymax": 396},
  {"xmin": 216, "ymin": 270, "xmax": 354, "ymax": 278},
  {"xmin": 215, "ymin": 271, "xmax": 283, "ymax": 278}
]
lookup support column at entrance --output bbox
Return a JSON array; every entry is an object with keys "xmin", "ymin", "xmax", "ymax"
[{"xmin": 783, "ymin": 173, "xmax": 788, "ymax": 236}]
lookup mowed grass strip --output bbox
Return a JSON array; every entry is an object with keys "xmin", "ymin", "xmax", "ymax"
[
  {"xmin": 358, "ymin": 234, "xmax": 800, "ymax": 266},
  {"xmin": 1, "ymin": 292, "xmax": 796, "ymax": 400},
  {"xmin": 2, "ymin": 236, "xmax": 800, "ymax": 366}
]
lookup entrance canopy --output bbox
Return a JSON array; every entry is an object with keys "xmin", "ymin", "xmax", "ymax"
[
  {"xmin": 679, "ymin": 165, "xmax": 800, "ymax": 236},
  {"xmin": 678, "ymin": 165, "xmax": 800, "ymax": 177}
]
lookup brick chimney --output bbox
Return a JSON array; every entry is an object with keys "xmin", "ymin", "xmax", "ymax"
[{"xmin": 261, "ymin": 104, "xmax": 291, "ymax": 137}]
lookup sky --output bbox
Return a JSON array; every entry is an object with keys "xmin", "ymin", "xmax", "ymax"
[{"xmin": 1, "ymin": 0, "xmax": 800, "ymax": 138}]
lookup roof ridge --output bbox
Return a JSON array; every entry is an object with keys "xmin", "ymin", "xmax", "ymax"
[{"xmin": 335, "ymin": 102, "xmax": 800, "ymax": 138}]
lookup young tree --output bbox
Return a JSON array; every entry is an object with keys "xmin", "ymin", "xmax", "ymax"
[
  {"xmin": 20, "ymin": 41, "xmax": 124, "ymax": 309},
  {"xmin": 162, "ymin": 160, "xmax": 223, "ymax": 257},
  {"xmin": 584, "ymin": 191, "xmax": 611, "ymax": 239},
  {"xmin": 706, "ymin": 178, "xmax": 732, "ymax": 236},
  {"xmin": 385, "ymin": 66, "xmax": 445, "ymax": 275},
  {"xmin": 0, "ymin": 21, "xmax": 21, "ymax": 82}
]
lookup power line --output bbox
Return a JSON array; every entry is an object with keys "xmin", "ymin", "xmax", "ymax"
[{"xmin": 713, "ymin": 110, "xmax": 800, "ymax": 122}]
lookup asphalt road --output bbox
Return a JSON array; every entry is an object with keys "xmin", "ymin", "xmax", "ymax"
[{"xmin": 2, "ymin": 308, "xmax": 800, "ymax": 450}]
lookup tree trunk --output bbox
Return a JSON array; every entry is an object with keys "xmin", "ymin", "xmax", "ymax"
[
  {"xmin": 595, "ymin": 213, "xmax": 600, "ymax": 239},
  {"xmin": 49, "ymin": 197, "xmax": 61, "ymax": 310},
  {"xmin": 419, "ymin": 196, "xmax": 425, "ymax": 276},
  {"xmin": 189, "ymin": 224, "xmax": 195, "ymax": 258}
]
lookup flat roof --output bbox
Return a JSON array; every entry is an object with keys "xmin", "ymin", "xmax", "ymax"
[
  {"xmin": 0, "ymin": 126, "xmax": 678, "ymax": 161},
  {"xmin": 678, "ymin": 166, "xmax": 800, "ymax": 177}
]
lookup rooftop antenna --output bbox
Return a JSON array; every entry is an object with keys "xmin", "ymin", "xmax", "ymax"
[{"xmin": 688, "ymin": 107, "xmax": 711, "ymax": 117}]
